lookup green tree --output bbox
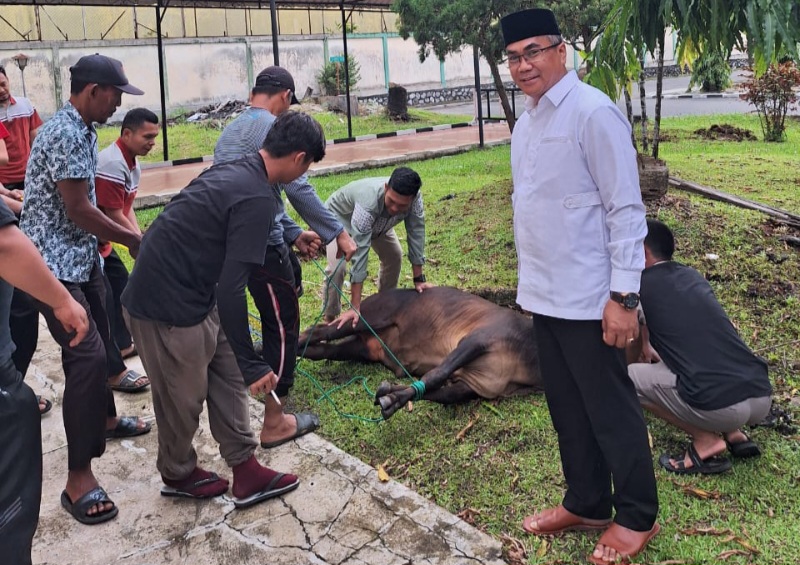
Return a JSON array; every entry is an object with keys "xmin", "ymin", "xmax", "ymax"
[
  {"xmin": 588, "ymin": 0, "xmax": 800, "ymax": 158},
  {"xmin": 393, "ymin": 0, "xmax": 528, "ymax": 131},
  {"xmin": 548, "ymin": 0, "xmax": 614, "ymax": 70}
]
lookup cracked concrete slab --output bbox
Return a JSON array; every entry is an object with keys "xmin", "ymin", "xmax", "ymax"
[{"xmin": 27, "ymin": 321, "xmax": 507, "ymax": 565}]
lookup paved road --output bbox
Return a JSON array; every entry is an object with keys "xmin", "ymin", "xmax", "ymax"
[{"xmin": 427, "ymin": 70, "xmax": 792, "ymax": 119}]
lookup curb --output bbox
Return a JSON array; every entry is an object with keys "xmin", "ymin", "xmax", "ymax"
[{"xmin": 649, "ymin": 92, "xmax": 742, "ymax": 99}]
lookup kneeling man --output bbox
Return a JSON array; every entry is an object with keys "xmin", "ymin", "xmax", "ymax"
[{"xmin": 629, "ymin": 219, "xmax": 773, "ymax": 475}]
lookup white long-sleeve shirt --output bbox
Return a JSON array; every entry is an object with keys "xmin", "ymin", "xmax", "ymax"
[{"xmin": 511, "ymin": 71, "xmax": 647, "ymax": 320}]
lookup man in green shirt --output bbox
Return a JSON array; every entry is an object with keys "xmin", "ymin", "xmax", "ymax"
[{"xmin": 324, "ymin": 167, "xmax": 433, "ymax": 327}]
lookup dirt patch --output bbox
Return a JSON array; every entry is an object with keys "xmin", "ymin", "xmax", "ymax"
[
  {"xmin": 472, "ymin": 288, "xmax": 527, "ymax": 314},
  {"xmin": 694, "ymin": 124, "xmax": 757, "ymax": 142}
]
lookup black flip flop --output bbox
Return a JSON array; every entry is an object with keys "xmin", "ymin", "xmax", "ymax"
[
  {"xmin": 161, "ymin": 472, "xmax": 229, "ymax": 499},
  {"xmin": 106, "ymin": 416, "xmax": 152, "ymax": 439},
  {"xmin": 726, "ymin": 434, "xmax": 761, "ymax": 458},
  {"xmin": 659, "ymin": 443, "xmax": 732, "ymax": 475},
  {"xmin": 60, "ymin": 487, "xmax": 118, "ymax": 525},
  {"xmin": 37, "ymin": 395, "xmax": 53, "ymax": 416}
]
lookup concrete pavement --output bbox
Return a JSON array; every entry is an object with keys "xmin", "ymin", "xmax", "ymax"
[{"xmin": 29, "ymin": 321, "xmax": 506, "ymax": 565}]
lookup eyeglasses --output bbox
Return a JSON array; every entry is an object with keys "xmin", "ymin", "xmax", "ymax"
[{"xmin": 507, "ymin": 40, "xmax": 563, "ymax": 67}]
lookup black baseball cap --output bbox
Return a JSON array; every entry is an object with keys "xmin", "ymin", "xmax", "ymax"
[
  {"xmin": 69, "ymin": 54, "xmax": 144, "ymax": 95},
  {"xmin": 255, "ymin": 66, "xmax": 300, "ymax": 104}
]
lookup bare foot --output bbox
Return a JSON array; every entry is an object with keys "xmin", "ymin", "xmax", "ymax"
[
  {"xmin": 260, "ymin": 412, "xmax": 300, "ymax": 445},
  {"xmin": 106, "ymin": 415, "xmax": 149, "ymax": 433},
  {"xmin": 108, "ymin": 370, "xmax": 149, "ymax": 389}
]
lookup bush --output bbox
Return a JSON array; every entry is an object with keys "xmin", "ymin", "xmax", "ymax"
[
  {"xmin": 688, "ymin": 49, "xmax": 732, "ymax": 92},
  {"xmin": 741, "ymin": 62, "xmax": 800, "ymax": 142},
  {"xmin": 317, "ymin": 56, "xmax": 361, "ymax": 96}
]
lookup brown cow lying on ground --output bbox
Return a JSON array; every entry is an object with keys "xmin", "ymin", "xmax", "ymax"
[{"xmin": 298, "ymin": 286, "xmax": 543, "ymax": 419}]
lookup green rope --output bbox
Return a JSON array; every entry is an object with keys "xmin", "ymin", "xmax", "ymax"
[
  {"xmin": 410, "ymin": 379, "xmax": 426, "ymax": 401},
  {"xmin": 249, "ymin": 255, "xmax": 419, "ymax": 423}
]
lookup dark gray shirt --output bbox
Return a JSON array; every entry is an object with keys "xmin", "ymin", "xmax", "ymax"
[{"xmin": 122, "ymin": 154, "xmax": 280, "ymax": 385}]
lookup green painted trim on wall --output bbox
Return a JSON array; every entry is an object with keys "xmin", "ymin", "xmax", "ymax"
[
  {"xmin": 323, "ymin": 36, "xmax": 329, "ymax": 62},
  {"xmin": 382, "ymin": 34, "xmax": 390, "ymax": 88},
  {"xmin": 440, "ymin": 60, "xmax": 446, "ymax": 87},
  {"xmin": 245, "ymin": 41, "xmax": 254, "ymax": 89}
]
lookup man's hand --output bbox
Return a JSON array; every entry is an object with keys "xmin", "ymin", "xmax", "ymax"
[
  {"xmin": 127, "ymin": 236, "xmax": 142, "ymax": 259},
  {"xmin": 330, "ymin": 308, "xmax": 360, "ymax": 330},
  {"xmin": 53, "ymin": 298, "xmax": 89, "ymax": 347},
  {"xmin": 602, "ymin": 299, "xmax": 639, "ymax": 349},
  {"xmin": 294, "ymin": 230, "xmax": 322, "ymax": 259},
  {"xmin": 249, "ymin": 371, "xmax": 278, "ymax": 397},
  {"xmin": 6, "ymin": 189, "xmax": 23, "ymax": 202},
  {"xmin": 335, "ymin": 231, "xmax": 357, "ymax": 261},
  {"xmin": 638, "ymin": 341, "xmax": 661, "ymax": 364},
  {"xmin": 414, "ymin": 281, "xmax": 435, "ymax": 293}
]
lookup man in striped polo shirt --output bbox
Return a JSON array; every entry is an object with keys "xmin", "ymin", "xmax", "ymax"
[
  {"xmin": 0, "ymin": 65, "xmax": 43, "ymax": 193},
  {"xmin": 96, "ymin": 107, "xmax": 160, "ymax": 393}
]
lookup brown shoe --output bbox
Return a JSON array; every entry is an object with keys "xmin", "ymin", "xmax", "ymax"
[
  {"xmin": 588, "ymin": 522, "xmax": 661, "ymax": 564},
  {"xmin": 522, "ymin": 505, "xmax": 611, "ymax": 535}
]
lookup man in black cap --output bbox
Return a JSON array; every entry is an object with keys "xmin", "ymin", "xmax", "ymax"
[
  {"xmin": 501, "ymin": 8, "xmax": 659, "ymax": 565},
  {"xmin": 19, "ymin": 53, "xmax": 149, "ymax": 525},
  {"xmin": 214, "ymin": 66, "xmax": 356, "ymax": 449}
]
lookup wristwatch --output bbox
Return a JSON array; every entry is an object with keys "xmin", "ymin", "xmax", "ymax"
[
  {"xmin": 610, "ymin": 291, "xmax": 640, "ymax": 310},
  {"xmin": 413, "ymin": 274, "xmax": 427, "ymax": 284}
]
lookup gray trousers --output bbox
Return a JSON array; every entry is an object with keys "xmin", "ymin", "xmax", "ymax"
[
  {"xmin": 324, "ymin": 228, "xmax": 403, "ymax": 320},
  {"xmin": 124, "ymin": 306, "xmax": 256, "ymax": 481}
]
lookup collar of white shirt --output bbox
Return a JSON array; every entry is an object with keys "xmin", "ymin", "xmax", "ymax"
[{"xmin": 524, "ymin": 70, "xmax": 580, "ymax": 112}]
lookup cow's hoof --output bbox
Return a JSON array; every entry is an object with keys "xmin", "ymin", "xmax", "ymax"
[{"xmin": 374, "ymin": 381, "xmax": 393, "ymax": 403}]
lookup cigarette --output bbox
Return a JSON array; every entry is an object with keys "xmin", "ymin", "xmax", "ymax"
[{"xmin": 270, "ymin": 390, "xmax": 281, "ymax": 406}]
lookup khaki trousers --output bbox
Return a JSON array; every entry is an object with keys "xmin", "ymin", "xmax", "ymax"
[
  {"xmin": 124, "ymin": 306, "xmax": 257, "ymax": 481},
  {"xmin": 324, "ymin": 228, "xmax": 403, "ymax": 320}
]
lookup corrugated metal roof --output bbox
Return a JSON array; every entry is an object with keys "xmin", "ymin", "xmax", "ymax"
[{"xmin": 0, "ymin": 0, "xmax": 394, "ymax": 9}]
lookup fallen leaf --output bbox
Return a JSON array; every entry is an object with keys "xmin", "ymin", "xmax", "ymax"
[
  {"xmin": 648, "ymin": 430, "xmax": 654, "ymax": 449},
  {"xmin": 684, "ymin": 486, "xmax": 721, "ymax": 500},
  {"xmin": 536, "ymin": 538, "xmax": 548, "ymax": 558},
  {"xmin": 733, "ymin": 538, "xmax": 760, "ymax": 554},
  {"xmin": 679, "ymin": 527, "xmax": 733, "ymax": 536},
  {"xmin": 376, "ymin": 465, "xmax": 390, "ymax": 482},
  {"xmin": 456, "ymin": 414, "xmax": 480, "ymax": 441},
  {"xmin": 767, "ymin": 507, "xmax": 775, "ymax": 517},
  {"xmin": 717, "ymin": 549, "xmax": 750, "ymax": 560},
  {"xmin": 653, "ymin": 560, "xmax": 689, "ymax": 565},
  {"xmin": 407, "ymin": 400, "xmax": 413, "ymax": 412}
]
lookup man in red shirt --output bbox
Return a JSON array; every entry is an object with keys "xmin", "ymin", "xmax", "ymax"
[
  {"xmin": 0, "ymin": 65, "xmax": 43, "ymax": 191},
  {"xmin": 96, "ymin": 108, "xmax": 159, "ymax": 392}
]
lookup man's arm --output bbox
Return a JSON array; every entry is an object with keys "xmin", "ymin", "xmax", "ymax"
[
  {"xmin": 99, "ymin": 204, "xmax": 139, "ymax": 235},
  {"xmin": 0, "ymin": 223, "xmax": 88, "ymax": 346},
  {"xmin": 0, "ymin": 138, "xmax": 8, "ymax": 167},
  {"xmin": 404, "ymin": 197, "xmax": 432, "ymax": 293},
  {"xmin": 57, "ymin": 179, "xmax": 141, "ymax": 256},
  {"xmin": 283, "ymin": 174, "xmax": 347, "ymax": 244}
]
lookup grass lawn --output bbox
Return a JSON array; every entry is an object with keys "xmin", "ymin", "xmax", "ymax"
[
  {"xmin": 126, "ymin": 114, "xmax": 800, "ymax": 565},
  {"xmin": 96, "ymin": 107, "xmax": 472, "ymax": 163}
]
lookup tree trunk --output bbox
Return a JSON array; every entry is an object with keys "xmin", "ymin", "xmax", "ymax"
[
  {"xmin": 623, "ymin": 87, "xmax": 637, "ymax": 151},
  {"xmin": 652, "ymin": 34, "xmax": 665, "ymax": 159},
  {"xmin": 638, "ymin": 51, "xmax": 649, "ymax": 154},
  {"xmin": 486, "ymin": 54, "xmax": 516, "ymax": 132},
  {"xmin": 386, "ymin": 83, "xmax": 410, "ymax": 121}
]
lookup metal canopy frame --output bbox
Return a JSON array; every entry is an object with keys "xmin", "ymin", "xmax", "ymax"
[{"xmin": 1, "ymin": 0, "xmax": 486, "ymax": 160}]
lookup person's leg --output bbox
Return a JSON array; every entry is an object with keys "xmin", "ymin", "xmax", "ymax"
[
  {"xmin": 371, "ymin": 229, "xmax": 403, "ymax": 291},
  {"xmin": 124, "ymin": 309, "xmax": 216, "ymax": 483},
  {"xmin": 9, "ymin": 289, "xmax": 39, "ymax": 378},
  {"xmin": 629, "ymin": 362, "xmax": 728, "ymax": 469},
  {"xmin": 103, "ymin": 250, "xmax": 133, "ymax": 352},
  {"xmin": 248, "ymin": 246, "xmax": 317, "ymax": 446},
  {"xmin": 0, "ymin": 359, "xmax": 41, "ymax": 565},
  {"xmin": 530, "ymin": 315, "xmax": 614, "ymax": 523},
  {"xmin": 549, "ymin": 318, "xmax": 657, "ymax": 534},
  {"xmin": 204, "ymin": 316, "xmax": 299, "ymax": 504},
  {"xmin": 102, "ymin": 273, "xmax": 148, "ymax": 392},
  {"xmin": 324, "ymin": 240, "xmax": 345, "ymax": 321},
  {"xmin": 33, "ymin": 269, "xmax": 114, "ymax": 520}
]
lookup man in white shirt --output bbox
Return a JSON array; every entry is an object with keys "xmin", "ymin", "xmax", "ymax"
[{"xmin": 502, "ymin": 9, "xmax": 659, "ymax": 565}]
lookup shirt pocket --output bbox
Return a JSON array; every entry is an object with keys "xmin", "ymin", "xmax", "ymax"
[
  {"xmin": 540, "ymin": 136, "xmax": 570, "ymax": 144},
  {"xmin": 561, "ymin": 191, "xmax": 607, "ymax": 260}
]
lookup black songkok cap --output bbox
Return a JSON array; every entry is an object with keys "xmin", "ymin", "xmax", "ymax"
[{"xmin": 500, "ymin": 8, "xmax": 561, "ymax": 48}]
